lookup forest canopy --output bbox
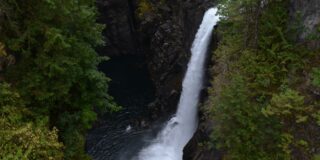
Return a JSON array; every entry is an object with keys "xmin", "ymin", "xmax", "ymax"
[
  {"xmin": 207, "ymin": 0, "xmax": 320, "ymax": 159},
  {"xmin": 0, "ymin": 0, "xmax": 118, "ymax": 159},
  {"xmin": 1, "ymin": 0, "xmax": 319, "ymax": 159}
]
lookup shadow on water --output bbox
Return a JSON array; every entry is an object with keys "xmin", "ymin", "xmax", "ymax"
[{"xmin": 86, "ymin": 55, "xmax": 163, "ymax": 160}]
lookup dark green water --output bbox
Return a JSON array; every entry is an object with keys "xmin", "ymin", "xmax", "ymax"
[{"xmin": 86, "ymin": 55, "xmax": 156, "ymax": 160}]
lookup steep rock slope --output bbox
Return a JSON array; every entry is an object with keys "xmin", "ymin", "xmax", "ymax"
[
  {"xmin": 290, "ymin": 0, "xmax": 320, "ymax": 47},
  {"xmin": 96, "ymin": 0, "xmax": 139, "ymax": 55},
  {"xmin": 136, "ymin": 0, "xmax": 215, "ymax": 116},
  {"xmin": 96, "ymin": 0, "xmax": 214, "ymax": 118}
]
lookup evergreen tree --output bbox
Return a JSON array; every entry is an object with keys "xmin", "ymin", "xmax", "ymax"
[
  {"xmin": 0, "ymin": 0, "xmax": 118, "ymax": 159},
  {"xmin": 209, "ymin": 0, "xmax": 320, "ymax": 159}
]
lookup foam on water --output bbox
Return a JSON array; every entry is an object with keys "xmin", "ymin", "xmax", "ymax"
[{"xmin": 137, "ymin": 8, "xmax": 220, "ymax": 160}]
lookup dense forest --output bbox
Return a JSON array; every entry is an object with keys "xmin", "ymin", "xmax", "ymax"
[
  {"xmin": 0, "ymin": 0, "xmax": 319, "ymax": 160},
  {"xmin": 0, "ymin": 0, "xmax": 118, "ymax": 159},
  {"xmin": 206, "ymin": 0, "xmax": 320, "ymax": 159}
]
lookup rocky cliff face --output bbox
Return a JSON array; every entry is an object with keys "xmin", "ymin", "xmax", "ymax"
[
  {"xmin": 96, "ymin": 0, "xmax": 139, "ymax": 55},
  {"xmin": 290, "ymin": 0, "xmax": 320, "ymax": 49},
  {"xmin": 95, "ymin": 0, "xmax": 217, "ymax": 159},
  {"xmin": 137, "ymin": 0, "xmax": 215, "ymax": 116},
  {"xmin": 96, "ymin": 0, "xmax": 214, "ymax": 118}
]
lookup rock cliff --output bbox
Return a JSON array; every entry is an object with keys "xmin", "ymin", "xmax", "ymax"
[
  {"xmin": 137, "ymin": 0, "xmax": 214, "ymax": 116},
  {"xmin": 290, "ymin": 0, "xmax": 320, "ymax": 49},
  {"xmin": 96, "ymin": 0, "xmax": 214, "ymax": 118}
]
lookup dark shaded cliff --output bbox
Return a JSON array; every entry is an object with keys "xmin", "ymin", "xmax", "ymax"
[
  {"xmin": 91, "ymin": 1, "xmax": 217, "ymax": 159},
  {"xmin": 96, "ymin": 0, "xmax": 214, "ymax": 118},
  {"xmin": 137, "ymin": 0, "xmax": 215, "ymax": 116},
  {"xmin": 96, "ymin": 0, "xmax": 139, "ymax": 55},
  {"xmin": 290, "ymin": 0, "xmax": 320, "ymax": 49}
]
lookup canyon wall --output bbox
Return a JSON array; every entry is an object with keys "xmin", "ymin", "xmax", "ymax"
[{"xmin": 96, "ymin": 0, "xmax": 214, "ymax": 118}]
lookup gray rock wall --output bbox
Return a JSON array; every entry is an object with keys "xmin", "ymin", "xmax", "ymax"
[{"xmin": 290, "ymin": 0, "xmax": 320, "ymax": 49}]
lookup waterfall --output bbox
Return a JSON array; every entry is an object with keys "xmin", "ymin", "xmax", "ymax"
[{"xmin": 136, "ymin": 8, "xmax": 220, "ymax": 160}]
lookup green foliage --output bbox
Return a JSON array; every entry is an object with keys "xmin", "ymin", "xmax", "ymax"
[
  {"xmin": 136, "ymin": 0, "xmax": 154, "ymax": 18},
  {"xmin": 0, "ymin": 83, "xmax": 64, "ymax": 160},
  {"xmin": 209, "ymin": 0, "xmax": 320, "ymax": 159},
  {"xmin": 211, "ymin": 75, "xmax": 286, "ymax": 160},
  {"xmin": 1, "ymin": 0, "xmax": 118, "ymax": 159},
  {"xmin": 314, "ymin": 154, "xmax": 320, "ymax": 160},
  {"xmin": 306, "ymin": 22, "xmax": 320, "ymax": 40},
  {"xmin": 263, "ymin": 89, "xmax": 311, "ymax": 124},
  {"xmin": 0, "ymin": 42, "xmax": 7, "ymax": 57},
  {"xmin": 311, "ymin": 68, "xmax": 320, "ymax": 87},
  {"xmin": 314, "ymin": 111, "xmax": 320, "ymax": 126},
  {"xmin": 262, "ymin": 89, "xmax": 316, "ymax": 158}
]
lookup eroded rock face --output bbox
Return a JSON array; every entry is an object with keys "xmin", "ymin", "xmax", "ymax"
[
  {"xmin": 97, "ymin": 0, "xmax": 214, "ymax": 117},
  {"xmin": 138, "ymin": 0, "xmax": 215, "ymax": 116},
  {"xmin": 95, "ymin": 0, "xmax": 216, "ymax": 159},
  {"xmin": 290, "ymin": 0, "xmax": 320, "ymax": 49},
  {"xmin": 96, "ymin": 0, "xmax": 139, "ymax": 55}
]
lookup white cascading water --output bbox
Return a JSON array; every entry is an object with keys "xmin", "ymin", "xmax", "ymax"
[{"xmin": 137, "ymin": 8, "xmax": 220, "ymax": 160}]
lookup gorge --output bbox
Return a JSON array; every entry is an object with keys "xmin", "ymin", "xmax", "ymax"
[
  {"xmin": 87, "ymin": 0, "xmax": 320, "ymax": 159},
  {"xmin": 0, "ymin": 0, "xmax": 319, "ymax": 160},
  {"xmin": 86, "ymin": 6, "xmax": 219, "ymax": 160},
  {"xmin": 137, "ymin": 8, "xmax": 219, "ymax": 160}
]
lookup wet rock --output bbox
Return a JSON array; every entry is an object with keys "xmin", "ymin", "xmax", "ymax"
[
  {"xmin": 183, "ymin": 120, "xmax": 223, "ymax": 160},
  {"xmin": 289, "ymin": 0, "xmax": 320, "ymax": 49},
  {"xmin": 96, "ymin": 0, "xmax": 139, "ymax": 56},
  {"xmin": 140, "ymin": 120, "xmax": 148, "ymax": 128},
  {"xmin": 137, "ymin": 0, "xmax": 215, "ymax": 118},
  {"xmin": 94, "ymin": 0, "xmax": 218, "ymax": 159},
  {"xmin": 96, "ymin": 0, "xmax": 212, "ymax": 117},
  {"xmin": 183, "ymin": 27, "xmax": 221, "ymax": 160}
]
